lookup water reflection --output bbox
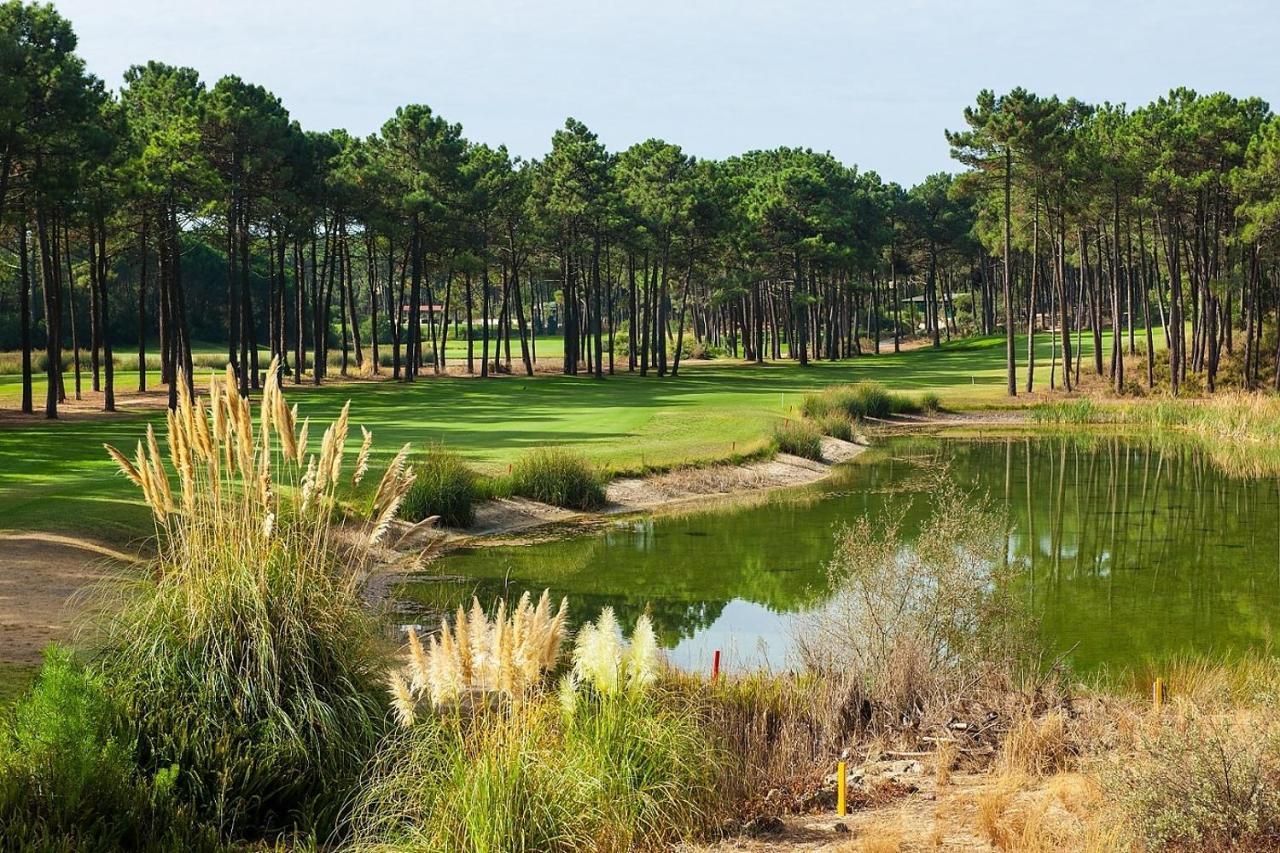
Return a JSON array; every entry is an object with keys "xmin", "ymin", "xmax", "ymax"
[{"xmin": 398, "ymin": 434, "xmax": 1280, "ymax": 672}]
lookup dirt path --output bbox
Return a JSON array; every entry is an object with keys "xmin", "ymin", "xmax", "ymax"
[{"xmin": 0, "ymin": 534, "xmax": 140, "ymax": 664}]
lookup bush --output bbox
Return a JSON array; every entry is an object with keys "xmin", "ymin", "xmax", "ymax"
[
  {"xmin": 98, "ymin": 364, "xmax": 412, "ymax": 842},
  {"xmin": 679, "ymin": 338, "xmax": 725, "ymax": 361},
  {"xmin": 401, "ymin": 445, "xmax": 480, "ymax": 527},
  {"xmin": 773, "ymin": 419, "xmax": 824, "ymax": 461},
  {"xmin": 508, "ymin": 448, "xmax": 606, "ymax": 510},
  {"xmin": 1105, "ymin": 711, "xmax": 1280, "ymax": 850},
  {"xmin": 794, "ymin": 476, "xmax": 1030, "ymax": 721},
  {"xmin": 0, "ymin": 646, "xmax": 213, "ymax": 851}
]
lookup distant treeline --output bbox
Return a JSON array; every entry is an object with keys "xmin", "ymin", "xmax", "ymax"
[{"xmin": 3, "ymin": 1, "xmax": 1279, "ymax": 416}]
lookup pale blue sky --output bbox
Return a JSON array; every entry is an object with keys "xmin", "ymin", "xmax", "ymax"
[{"xmin": 54, "ymin": 0, "xmax": 1280, "ymax": 186}]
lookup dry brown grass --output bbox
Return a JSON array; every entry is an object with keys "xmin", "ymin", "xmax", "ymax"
[
  {"xmin": 933, "ymin": 739, "xmax": 956, "ymax": 788},
  {"xmin": 998, "ymin": 710, "xmax": 1073, "ymax": 777},
  {"xmin": 702, "ymin": 672, "xmax": 858, "ymax": 813},
  {"xmin": 973, "ymin": 769, "xmax": 1111, "ymax": 852},
  {"xmin": 854, "ymin": 821, "xmax": 903, "ymax": 852}
]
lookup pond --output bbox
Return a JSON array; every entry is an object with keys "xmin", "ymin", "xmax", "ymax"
[{"xmin": 397, "ymin": 433, "xmax": 1280, "ymax": 674}]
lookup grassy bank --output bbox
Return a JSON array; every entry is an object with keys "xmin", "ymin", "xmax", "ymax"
[{"xmin": 1030, "ymin": 392, "xmax": 1280, "ymax": 476}]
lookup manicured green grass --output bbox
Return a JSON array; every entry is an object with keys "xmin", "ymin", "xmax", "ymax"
[{"xmin": 0, "ymin": 329, "xmax": 1148, "ymax": 540}]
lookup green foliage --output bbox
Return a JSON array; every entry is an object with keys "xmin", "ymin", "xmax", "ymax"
[
  {"xmin": 920, "ymin": 391, "xmax": 942, "ymax": 413},
  {"xmin": 678, "ymin": 337, "xmax": 724, "ymax": 361},
  {"xmin": 507, "ymin": 448, "xmax": 606, "ymax": 510},
  {"xmin": 773, "ymin": 418, "xmax": 823, "ymax": 460},
  {"xmin": 0, "ymin": 646, "xmax": 216, "ymax": 851},
  {"xmin": 401, "ymin": 444, "xmax": 480, "ymax": 527}
]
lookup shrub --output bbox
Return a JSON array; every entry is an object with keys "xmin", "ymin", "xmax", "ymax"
[
  {"xmin": 508, "ymin": 448, "xmax": 606, "ymax": 510},
  {"xmin": 773, "ymin": 419, "xmax": 824, "ymax": 461},
  {"xmin": 1105, "ymin": 711, "xmax": 1280, "ymax": 850},
  {"xmin": 793, "ymin": 476, "xmax": 1030, "ymax": 720},
  {"xmin": 0, "ymin": 646, "xmax": 213, "ymax": 850},
  {"xmin": 99, "ymin": 361, "xmax": 413, "ymax": 841},
  {"xmin": 679, "ymin": 338, "xmax": 724, "ymax": 360},
  {"xmin": 401, "ymin": 445, "xmax": 480, "ymax": 527}
]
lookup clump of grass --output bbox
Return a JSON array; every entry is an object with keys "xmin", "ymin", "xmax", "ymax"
[
  {"xmin": 999, "ymin": 710, "xmax": 1074, "ymax": 777},
  {"xmin": 1029, "ymin": 399, "xmax": 1099, "ymax": 424},
  {"xmin": 353, "ymin": 604, "xmax": 718, "ymax": 852},
  {"xmin": 920, "ymin": 391, "xmax": 942, "ymax": 413},
  {"xmin": 400, "ymin": 444, "xmax": 481, "ymax": 527},
  {"xmin": 98, "ymin": 360, "xmax": 414, "ymax": 841},
  {"xmin": 801, "ymin": 381, "xmax": 920, "ymax": 422},
  {"xmin": 816, "ymin": 413, "xmax": 854, "ymax": 442},
  {"xmin": 773, "ymin": 419, "xmax": 824, "ymax": 461},
  {"xmin": 700, "ymin": 671, "xmax": 855, "ymax": 810},
  {"xmin": 508, "ymin": 448, "xmax": 606, "ymax": 510}
]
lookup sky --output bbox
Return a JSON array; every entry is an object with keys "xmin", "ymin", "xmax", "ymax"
[{"xmin": 51, "ymin": 0, "xmax": 1280, "ymax": 187}]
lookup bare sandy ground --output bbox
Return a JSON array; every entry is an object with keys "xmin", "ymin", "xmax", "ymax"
[
  {"xmin": 684, "ymin": 772, "xmax": 997, "ymax": 852},
  {"xmin": 684, "ymin": 766, "xmax": 1097, "ymax": 852},
  {"xmin": 0, "ymin": 534, "xmax": 140, "ymax": 664}
]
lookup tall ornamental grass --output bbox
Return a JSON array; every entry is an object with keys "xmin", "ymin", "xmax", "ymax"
[
  {"xmin": 351, "ymin": 604, "xmax": 721, "ymax": 852},
  {"xmin": 99, "ymin": 360, "xmax": 414, "ymax": 840}
]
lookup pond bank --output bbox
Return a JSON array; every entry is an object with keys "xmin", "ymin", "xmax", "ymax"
[{"xmin": 390, "ymin": 435, "xmax": 867, "ymax": 551}]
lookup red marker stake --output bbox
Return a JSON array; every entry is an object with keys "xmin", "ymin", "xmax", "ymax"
[{"xmin": 712, "ymin": 649, "xmax": 721, "ymax": 681}]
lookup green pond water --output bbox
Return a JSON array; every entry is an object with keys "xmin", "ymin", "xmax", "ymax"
[{"xmin": 399, "ymin": 433, "xmax": 1280, "ymax": 673}]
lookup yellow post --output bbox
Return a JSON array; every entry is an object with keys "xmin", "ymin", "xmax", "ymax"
[
  {"xmin": 836, "ymin": 760, "xmax": 847, "ymax": 817},
  {"xmin": 1153, "ymin": 677, "xmax": 1165, "ymax": 710}
]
